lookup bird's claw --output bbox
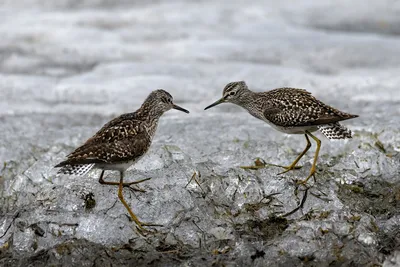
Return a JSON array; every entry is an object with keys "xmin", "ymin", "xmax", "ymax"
[
  {"xmin": 277, "ymin": 165, "xmax": 303, "ymax": 175},
  {"xmin": 295, "ymin": 168, "xmax": 316, "ymax": 186},
  {"xmin": 124, "ymin": 177, "xmax": 152, "ymax": 193},
  {"xmin": 126, "ymin": 185, "xmax": 146, "ymax": 193},
  {"xmin": 135, "ymin": 222, "xmax": 163, "ymax": 235}
]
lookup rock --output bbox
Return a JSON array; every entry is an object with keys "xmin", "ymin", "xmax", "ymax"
[
  {"xmin": 0, "ymin": 0, "xmax": 399, "ymax": 266},
  {"xmin": 384, "ymin": 251, "xmax": 400, "ymax": 267}
]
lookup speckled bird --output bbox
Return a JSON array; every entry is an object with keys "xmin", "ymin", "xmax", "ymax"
[
  {"xmin": 55, "ymin": 89, "xmax": 189, "ymax": 229},
  {"xmin": 204, "ymin": 81, "xmax": 358, "ymax": 184}
]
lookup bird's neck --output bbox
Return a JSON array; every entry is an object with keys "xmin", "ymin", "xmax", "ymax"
[
  {"xmin": 137, "ymin": 102, "xmax": 164, "ymax": 119},
  {"xmin": 233, "ymin": 89, "xmax": 257, "ymax": 108},
  {"xmin": 233, "ymin": 90, "xmax": 264, "ymax": 119},
  {"xmin": 132, "ymin": 104, "xmax": 162, "ymax": 138}
]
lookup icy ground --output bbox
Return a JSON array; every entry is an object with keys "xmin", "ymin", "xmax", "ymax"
[{"xmin": 0, "ymin": 0, "xmax": 400, "ymax": 266}]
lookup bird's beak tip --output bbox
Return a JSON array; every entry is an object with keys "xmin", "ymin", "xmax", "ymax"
[
  {"xmin": 172, "ymin": 104, "xmax": 190, "ymax": 114},
  {"xmin": 204, "ymin": 98, "xmax": 224, "ymax": 111}
]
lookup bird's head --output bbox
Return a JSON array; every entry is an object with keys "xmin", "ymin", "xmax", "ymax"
[
  {"xmin": 204, "ymin": 81, "xmax": 249, "ymax": 110},
  {"xmin": 144, "ymin": 89, "xmax": 189, "ymax": 115}
]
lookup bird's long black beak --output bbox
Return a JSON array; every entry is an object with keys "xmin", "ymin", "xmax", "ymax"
[
  {"xmin": 204, "ymin": 98, "xmax": 225, "ymax": 110},
  {"xmin": 173, "ymin": 104, "xmax": 190, "ymax": 113}
]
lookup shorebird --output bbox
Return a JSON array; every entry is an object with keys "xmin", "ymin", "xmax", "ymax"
[
  {"xmin": 55, "ymin": 90, "xmax": 189, "ymax": 229},
  {"xmin": 204, "ymin": 81, "xmax": 358, "ymax": 185}
]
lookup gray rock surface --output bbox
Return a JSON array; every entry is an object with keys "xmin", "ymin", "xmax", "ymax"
[{"xmin": 0, "ymin": 0, "xmax": 399, "ymax": 266}]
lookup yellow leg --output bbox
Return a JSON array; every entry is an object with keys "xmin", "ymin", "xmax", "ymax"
[
  {"xmin": 278, "ymin": 134, "xmax": 312, "ymax": 175},
  {"xmin": 297, "ymin": 131, "xmax": 321, "ymax": 185},
  {"xmin": 117, "ymin": 171, "xmax": 162, "ymax": 230},
  {"xmin": 98, "ymin": 170, "xmax": 151, "ymax": 192}
]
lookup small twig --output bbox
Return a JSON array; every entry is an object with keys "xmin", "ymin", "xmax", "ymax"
[
  {"xmin": 160, "ymin": 249, "xmax": 180, "ymax": 254},
  {"xmin": 185, "ymin": 171, "xmax": 204, "ymax": 192},
  {"xmin": 263, "ymin": 192, "xmax": 282, "ymax": 199},
  {"xmin": 0, "ymin": 211, "xmax": 19, "ymax": 238},
  {"xmin": 280, "ymin": 188, "xmax": 309, "ymax": 218},
  {"xmin": 103, "ymin": 199, "xmax": 118, "ymax": 215}
]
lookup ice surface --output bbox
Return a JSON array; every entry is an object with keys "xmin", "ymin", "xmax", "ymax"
[{"xmin": 1, "ymin": 0, "xmax": 399, "ymax": 266}]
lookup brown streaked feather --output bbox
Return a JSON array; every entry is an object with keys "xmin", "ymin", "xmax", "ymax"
[
  {"xmin": 55, "ymin": 132, "xmax": 151, "ymax": 167},
  {"xmin": 70, "ymin": 114, "xmax": 144, "ymax": 152},
  {"xmin": 262, "ymin": 88, "xmax": 358, "ymax": 127},
  {"xmin": 65, "ymin": 114, "xmax": 148, "ymax": 159}
]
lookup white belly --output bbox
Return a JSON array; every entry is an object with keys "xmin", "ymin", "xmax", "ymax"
[
  {"xmin": 263, "ymin": 119, "xmax": 318, "ymax": 134},
  {"xmin": 95, "ymin": 160, "xmax": 136, "ymax": 172}
]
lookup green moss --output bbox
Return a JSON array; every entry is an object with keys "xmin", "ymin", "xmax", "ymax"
[
  {"xmin": 374, "ymin": 140, "xmax": 386, "ymax": 153},
  {"xmin": 370, "ymin": 219, "xmax": 380, "ymax": 233},
  {"xmin": 163, "ymin": 145, "xmax": 182, "ymax": 153},
  {"xmin": 344, "ymin": 184, "xmax": 364, "ymax": 194},
  {"xmin": 337, "ymin": 180, "xmax": 400, "ymax": 217},
  {"xmin": 241, "ymin": 216, "xmax": 289, "ymax": 240},
  {"xmin": 347, "ymin": 215, "xmax": 361, "ymax": 223},
  {"xmin": 318, "ymin": 210, "xmax": 332, "ymax": 219},
  {"xmin": 243, "ymin": 140, "xmax": 250, "ymax": 149},
  {"xmin": 55, "ymin": 243, "xmax": 72, "ymax": 255}
]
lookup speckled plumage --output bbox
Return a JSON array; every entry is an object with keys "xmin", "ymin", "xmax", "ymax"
[
  {"xmin": 219, "ymin": 82, "xmax": 358, "ymax": 137},
  {"xmin": 56, "ymin": 90, "xmax": 188, "ymax": 174},
  {"xmin": 55, "ymin": 89, "xmax": 189, "ymax": 229},
  {"xmin": 205, "ymin": 81, "xmax": 358, "ymax": 184},
  {"xmin": 56, "ymin": 113, "xmax": 153, "ymax": 175}
]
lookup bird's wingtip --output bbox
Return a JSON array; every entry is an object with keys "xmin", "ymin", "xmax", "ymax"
[{"xmin": 54, "ymin": 161, "xmax": 66, "ymax": 168}]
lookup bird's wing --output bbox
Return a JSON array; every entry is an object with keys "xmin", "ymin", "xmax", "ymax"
[
  {"xmin": 55, "ymin": 132, "xmax": 151, "ymax": 167},
  {"xmin": 88, "ymin": 113, "xmax": 143, "ymax": 143},
  {"xmin": 86, "ymin": 118, "xmax": 144, "ymax": 144},
  {"xmin": 262, "ymin": 88, "xmax": 354, "ymax": 127},
  {"xmin": 66, "ymin": 114, "xmax": 145, "ymax": 157}
]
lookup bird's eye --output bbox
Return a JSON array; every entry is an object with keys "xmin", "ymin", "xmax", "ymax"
[{"xmin": 229, "ymin": 91, "xmax": 236, "ymax": 96}]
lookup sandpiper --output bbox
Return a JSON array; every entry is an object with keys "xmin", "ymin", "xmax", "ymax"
[
  {"xmin": 55, "ymin": 90, "xmax": 189, "ymax": 229},
  {"xmin": 204, "ymin": 81, "xmax": 358, "ymax": 185}
]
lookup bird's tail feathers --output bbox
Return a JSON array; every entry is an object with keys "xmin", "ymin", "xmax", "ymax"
[
  {"xmin": 57, "ymin": 163, "xmax": 95, "ymax": 176},
  {"xmin": 318, "ymin": 122, "xmax": 352, "ymax": 139}
]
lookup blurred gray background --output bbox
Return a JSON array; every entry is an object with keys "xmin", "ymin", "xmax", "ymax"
[{"xmin": 0, "ymin": 0, "xmax": 399, "ymax": 266}]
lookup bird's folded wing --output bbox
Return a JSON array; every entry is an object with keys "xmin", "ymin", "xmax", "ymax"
[
  {"xmin": 263, "ymin": 98, "xmax": 350, "ymax": 127},
  {"xmin": 67, "ymin": 118, "xmax": 146, "ymax": 156},
  {"xmin": 57, "ymin": 134, "xmax": 150, "ymax": 166}
]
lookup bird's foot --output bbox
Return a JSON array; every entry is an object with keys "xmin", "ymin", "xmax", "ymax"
[
  {"xmin": 277, "ymin": 164, "xmax": 303, "ymax": 175},
  {"xmin": 296, "ymin": 167, "xmax": 316, "ymax": 186},
  {"xmin": 123, "ymin": 177, "xmax": 151, "ymax": 193},
  {"xmin": 125, "ymin": 185, "xmax": 146, "ymax": 193},
  {"xmin": 135, "ymin": 221, "xmax": 163, "ymax": 235},
  {"xmin": 240, "ymin": 158, "xmax": 303, "ymax": 173}
]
